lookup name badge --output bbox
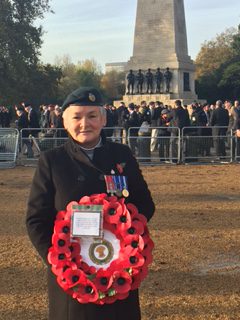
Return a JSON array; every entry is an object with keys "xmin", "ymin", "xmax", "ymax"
[{"xmin": 71, "ymin": 205, "xmax": 103, "ymax": 238}]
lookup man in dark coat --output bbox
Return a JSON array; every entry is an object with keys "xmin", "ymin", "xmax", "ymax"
[
  {"xmin": 24, "ymin": 103, "xmax": 40, "ymax": 137},
  {"xmin": 210, "ymin": 100, "xmax": 229, "ymax": 157},
  {"xmin": 169, "ymin": 99, "xmax": 190, "ymax": 162},
  {"xmin": 26, "ymin": 87, "xmax": 155, "ymax": 320}
]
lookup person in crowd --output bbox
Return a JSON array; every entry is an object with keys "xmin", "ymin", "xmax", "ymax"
[
  {"xmin": 227, "ymin": 100, "xmax": 240, "ymax": 158},
  {"xmin": 16, "ymin": 106, "xmax": 34, "ymax": 158},
  {"xmin": 26, "ymin": 86, "xmax": 155, "ymax": 320},
  {"xmin": 202, "ymin": 104, "xmax": 212, "ymax": 156},
  {"xmin": 210, "ymin": 100, "xmax": 229, "ymax": 158},
  {"xmin": 39, "ymin": 105, "xmax": 49, "ymax": 129},
  {"xmin": 158, "ymin": 109, "xmax": 171, "ymax": 162},
  {"xmin": 24, "ymin": 103, "xmax": 40, "ymax": 136},
  {"xmin": 103, "ymin": 104, "xmax": 114, "ymax": 138},
  {"xmin": 169, "ymin": 99, "xmax": 190, "ymax": 162},
  {"xmin": 116, "ymin": 101, "xmax": 129, "ymax": 144},
  {"xmin": 149, "ymin": 101, "xmax": 161, "ymax": 153},
  {"xmin": 138, "ymin": 101, "xmax": 151, "ymax": 162},
  {"xmin": 124, "ymin": 103, "xmax": 140, "ymax": 156}
]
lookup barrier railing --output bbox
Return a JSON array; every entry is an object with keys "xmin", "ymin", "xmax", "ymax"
[
  {"xmin": 182, "ymin": 126, "xmax": 230, "ymax": 163},
  {"xmin": 0, "ymin": 128, "xmax": 19, "ymax": 168},
  {"xmin": 17, "ymin": 126, "xmax": 240, "ymax": 166},
  {"xmin": 128, "ymin": 127, "xmax": 180, "ymax": 164}
]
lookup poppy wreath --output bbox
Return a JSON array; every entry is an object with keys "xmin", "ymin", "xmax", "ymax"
[{"xmin": 48, "ymin": 193, "xmax": 154, "ymax": 304}]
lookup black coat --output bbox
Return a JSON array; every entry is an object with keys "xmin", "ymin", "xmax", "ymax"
[
  {"xmin": 169, "ymin": 106, "xmax": 190, "ymax": 135},
  {"xmin": 26, "ymin": 138, "xmax": 155, "ymax": 320},
  {"xmin": 210, "ymin": 107, "xmax": 229, "ymax": 136}
]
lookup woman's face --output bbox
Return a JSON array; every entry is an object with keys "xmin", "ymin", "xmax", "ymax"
[{"xmin": 63, "ymin": 105, "xmax": 106, "ymax": 148}]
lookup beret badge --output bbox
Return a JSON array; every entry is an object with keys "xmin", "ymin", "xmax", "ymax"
[{"xmin": 89, "ymin": 93, "xmax": 96, "ymax": 102}]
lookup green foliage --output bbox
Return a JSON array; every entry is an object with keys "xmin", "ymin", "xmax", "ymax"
[
  {"xmin": 195, "ymin": 25, "xmax": 240, "ymax": 102},
  {"xmin": 0, "ymin": 0, "xmax": 59, "ymax": 105},
  {"xmin": 195, "ymin": 28, "xmax": 236, "ymax": 79},
  {"xmin": 56, "ymin": 57, "xmax": 103, "ymax": 103},
  {"xmin": 101, "ymin": 70, "xmax": 125, "ymax": 102}
]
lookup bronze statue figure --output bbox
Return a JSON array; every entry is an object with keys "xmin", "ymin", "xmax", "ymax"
[
  {"xmin": 155, "ymin": 67, "xmax": 163, "ymax": 93},
  {"xmin": 126, "ymin": 69, "xmax": 135, "ymax": 95},
  {"xmin": 164, "ymin": 67, "xmax": 172, "ymax": 93},
  {"xmin": 136, "ymin": 69, "xmax": 144, "ymax": 94},
  {"xmin": 145, "ymin": 68, "xmax": 153, "ymax": 94}
]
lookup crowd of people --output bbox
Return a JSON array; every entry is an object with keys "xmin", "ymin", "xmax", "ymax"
[
  {"xmin": 103, "ymin": 99, "xmax": 240, "ymax": 161},
  {"xmin": 1, "ymin": 98, "xmax": 240, "ymax": 161}
]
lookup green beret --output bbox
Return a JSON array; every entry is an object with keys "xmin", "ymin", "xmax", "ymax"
[{"xmin": 61, "ymin": 87, "xmax": 103, "ymax": 111}]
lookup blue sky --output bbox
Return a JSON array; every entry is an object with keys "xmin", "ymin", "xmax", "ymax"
[{"xmin": 39, "ymin": 0, "xmax": 240, "ymax": 70}]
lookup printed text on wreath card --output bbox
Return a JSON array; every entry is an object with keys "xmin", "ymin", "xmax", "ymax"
[{"xmin": 72, "ymin": 211, "xmax": 101, "ymax": 237}]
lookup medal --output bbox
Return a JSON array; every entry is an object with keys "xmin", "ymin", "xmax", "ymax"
[
  {"xmin": 122, "ymin": 189, "xmax": 129, "ymax": 197},
  {"xmin": 104, "ymin": 174, "xmax": 129, "ymax": 198}
]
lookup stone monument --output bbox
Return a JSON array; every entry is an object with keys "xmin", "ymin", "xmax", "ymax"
[{"xmin": 118, "ymin": 0, "xmax": 200, "ymax": 106}]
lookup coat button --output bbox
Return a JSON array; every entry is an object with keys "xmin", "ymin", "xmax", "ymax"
[{"xmin": 77, "ymin": 175, "xmax": 85, "ymax": 182}]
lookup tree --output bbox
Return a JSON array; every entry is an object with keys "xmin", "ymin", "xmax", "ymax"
[
  {"xmin": 0, "ymin": 0, "xmax": 51, "ymax": 104},
  {"xmin": 195, "ymin": 26, "xmax": 240, "ymax": 101},
  {"xmin": 101, "ymin": 70, "xmax": 125, "ymax": 101},
  {"xmin": 195, "ymin": 28, "xmax": 236, "ymax": 79},
  {"xmin": 57, "ymin": 58, "xmax": 103, "ymax": 103}
]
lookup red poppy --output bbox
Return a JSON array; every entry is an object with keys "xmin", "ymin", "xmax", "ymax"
[
  {"xmin": 126, "ymin": 203, "xmax": 138, "ymax": 218},
  {"xmin": 79, "ymin": 261, "xmax": 96, "ymax": 275},
  {"xmin": 75, "ymin": 278, "xmax": 98, "ymax": 303},
  {"xmin": 69, "ymin": 241, "xmax": 81, "ymax": 259},
  {"xmin": 142, "ymin": 234, "xmax": 154, "ymax": 251},
  {"xmin": 48, "ymin": 248, "xmax": 68, "ymax": 266},
  {"xmin": 121, "ymin": 234, "xmax": 144, "ymax": 251},
  {"xmin": 66, "ymin": 201, "xmax": 79, "ymax": 212},
  {"xmin": 116, "ymin": 210, "xmax": 131, "ymax": 232},
  {"xmin": 121, "ymin": 247, "xmax": 145, "ymax": 269},
  {"xmin": 56, "ymin": 210, "xmax": 66, "ymax": 221},
  {"xmin": 120, "ymin": 219, "xmax": 144, "ymax": 238},
  {"xmin": 103, "ymin": 199, "xmax": 124, "ymax": 224},
  {"xmin": 133, "ymin": 213, "xmax": 147, "ymax": 225},
  {"xmin": 112, "ymin": 271, "xmax": 132, "ymax": 294},
  {"xmin": 52, "ymin": 233, "xmax": 71, "ymax": 255},
  {"xmin": 116, "ymin": 163, "xmax": 124, "ymax": 174},
  {"xmin": 107, "ymin": 195, "xmax": 118, "ymax": 203},
  {"xmin": 94, "ymin": 269, "xmax": 113, "ymax": 292},
  {"xmin": 141, "ymin": 247, "xmax": 153, "ymax": 266},
  {"xmin": 54, "ymin": 220, "xmax": 71, "ymax": 235},
  {"xmin": 130, "ymin": 271, "xmax": 142, "ymax": 290},
  {"xmin": 108, "ymin": 257, "xmax": 124, "ymax": 272},
  {"xmin": 78, "ymin": 196, "xmax": 92, "ymax": 205},
  {"xmin": 52, "ymin": 260, "xmax": 77, "ymax": 277},
  {"xmin": 63, "ymin": 268, "xmax": 85, "ymax": 288},
  {"xmin": 89, "ymin": 193, "xmax": 106, "ymax": 204}
]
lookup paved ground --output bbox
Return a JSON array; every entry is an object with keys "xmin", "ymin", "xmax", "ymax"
[{"xmin": 0, "ymin": 164, "xmax": 240, "ymax": 319}]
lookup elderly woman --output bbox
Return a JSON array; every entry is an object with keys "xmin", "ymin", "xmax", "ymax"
[{"xmin": 26, "ymin": 87, "xmax": 155, "ymax": 320}]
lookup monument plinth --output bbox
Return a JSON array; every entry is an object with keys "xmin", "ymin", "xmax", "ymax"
[{"xmin": 116, "ymin": 0, "xmax": 200, "ymax": 106}]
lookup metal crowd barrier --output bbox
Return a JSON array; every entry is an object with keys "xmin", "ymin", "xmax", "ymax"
[
  {"xmin": 181, "ymin": 126, "xmax": 230, "ymax": 163},
  {"xmin": 0, "ymin": 128, "xmax": 19, "ymax": 168},
  {"xmin": 128, "ymin": 127, "xmax": 180, "ymax": 164},
  {"xmin": 17, "ymin": 126, "xmax": 240, "ymax": 166}
]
